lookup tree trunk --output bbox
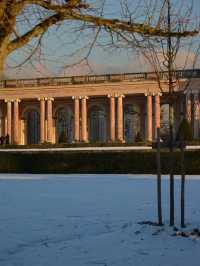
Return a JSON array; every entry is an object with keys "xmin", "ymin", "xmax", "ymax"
[
  {"xmin": 156, "ymin": 127, "xmax": 163, "ymax": 225},
  {"xmin": 169, "ymin": 102, "xmax": 175, "ymax": 226},
  {"xmin": 180, "ymin": 140, "xmax": 185, "ymax": 228},
  {"xmin": 0, "ymin": 48, "xmax": 6, "ymax": 79},
  {"xmin": 167, "ymin": 0, "xmax": 175, "ymax": 227}
]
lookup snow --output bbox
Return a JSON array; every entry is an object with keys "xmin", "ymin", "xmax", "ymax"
[
  {"xmin": 0, "ymin": 174, "xmax": 200, "ymax": 266},
  {"xmin": 186, "ymin": 146, "xmax": 200, "ymax": 150},
  {"xmin": 0, "ymin": 146, "xmax": 152, "ymax": 152}
]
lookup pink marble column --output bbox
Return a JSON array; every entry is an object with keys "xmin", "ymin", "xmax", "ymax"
[
  {"xmin": 147, "ymin": 94, "xmax": 153, "ymax": 142},
  {"xmin": 117, "ymin": 95, "xmax": 124, "ymax": 142},
  {"xmin": 39, "ymin": 98, "xmax": 45, "ymax": 143},
  {"xmin": 13, "ymin": 99, "xmax": 20, "ymax": 144},
  {"xmin": 73, "ymin": 96, "xmax": 80, "ymax": 142},
  {"xmin": 47, "ymin": 98, "xmax": 53, "ymax": 143},
  {"xmin": 155, "ymin": 94, "xmax": 161, "ymax": 139},
  {"xmin": 109, "ymin": 95, "xmax": 116, "ymax": 142},
  {"xmin": 81, "ymin": 96, "xmax": 88, "ymax": 142},
  {"xmin": 6, "ymin": 100, "xmax": 12, "ymax": 143}
]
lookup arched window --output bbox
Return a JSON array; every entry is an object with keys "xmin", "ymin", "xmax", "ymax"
[
  {"xmin": 124, "ymin": 104, "xmax": 141, "ymax": 143},
  {"xmin": 55, "ymin": 107, "xmax": 73, "ymax": 143},
  {"xmin": 89, "ymin": 105, "xmax": 107, "ymax": 142},
  {"xmin": 25, "ymin": 109, "xmax": 40, "ymax": 144}
]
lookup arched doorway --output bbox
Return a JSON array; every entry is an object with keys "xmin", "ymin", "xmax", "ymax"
[
  {"xmin": 55, "ymin": 107, "xmax": 73, "ymax": 143},
  {"xmin": 89, "ymin": 105, "xmax": 107, "ymax": 142},
  {"xmin": 25, "ymin": 109, "xmax": 40, "ymax": 144},
  {"xmin": 124, "ymin": 104, "xmax": 141, "ymax": 143}
]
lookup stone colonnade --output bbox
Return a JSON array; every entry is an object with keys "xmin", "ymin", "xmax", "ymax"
[{"xmin": 3, "ymin": 93, "xmax": 162, "ymax": 145}]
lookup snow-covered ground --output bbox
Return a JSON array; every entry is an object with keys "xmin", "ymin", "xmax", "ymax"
[
  {"xmin": 0, "ymin": 146, "xmax": 152, "ymax": 152},
  {"xmin": 0, "ymin": 174, "xmax": 200, "ymax": 266}
]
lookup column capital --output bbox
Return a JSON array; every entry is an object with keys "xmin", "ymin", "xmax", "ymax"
[
  {"xmin": 107, "ymin": 94, "xmax": 115, "ymax": 98},
  {"xmin": 72, "ymin": 96, "xmax": 81, "ymax": 100},
  {"xmin": 145, "ymin": 91, "xmax": 153, "ymax": 96},
  {"xmin": 153, "ymin": 92, "xmax": 162, "ymax": 97},
  {"xmin": 4, "ymin": 99, "xmax": 12, "ymax": 103},
  {"xmin": 80, "ymin": 96, "xmax": 89, "ymax": 100},
  {"xmin": 115, "ymin": 94, "xmax": 125, "ymax": 98},
  {"xmin": 38, "ymin": 97, "xmax": 45, "ymax": 101},
  {"xmin": 44, "ymin": 97, "xmax": 54, "ymax": 101},
  {"xmin": 47, "ymin": 97, "xmax": 54, "ymax": 101},
  {"xmin": 14, "ymin": 99, "xmax": 21, "ymax": 103}
]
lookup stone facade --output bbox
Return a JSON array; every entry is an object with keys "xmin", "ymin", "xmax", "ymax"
[{"xmin": 0, "ymin": 71, "xmax": 200, "ymax": 145}]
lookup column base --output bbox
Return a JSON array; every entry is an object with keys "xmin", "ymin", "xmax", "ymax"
[
  {"xmin": 108, "ymin": 139, "xmax": 116, "ymax": 143},
  {"xmin": 78, "ymin": 139, "xmax": 89, "ymax": 144},
  {"xmin": 72, "ymin": 140, "xmax": 81, "ymax": 144},
  {"xmin": 82, "ymin": 140, "xmax": 89, "ymax": 144},
  {"xmin": 117, "ymin": 139, "xmax": 125, "ymax": 144}
]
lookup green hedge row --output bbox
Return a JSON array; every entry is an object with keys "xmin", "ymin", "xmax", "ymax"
[{"xmin": 0, "ymin": 150, "xmax": 199, "ymax": 174}]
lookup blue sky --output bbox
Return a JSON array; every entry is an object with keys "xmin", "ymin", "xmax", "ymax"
[{"xmin": 6, "ymin": 0, "xmax": 200, "ymax": 78}]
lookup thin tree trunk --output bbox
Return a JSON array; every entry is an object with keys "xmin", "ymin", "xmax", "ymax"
[
  {"xmin": 157, "ymin": 127, "xmax": 163, "ymax": 225},
  {"xmin": 0, "ymin": 49, "xmax": 6, "ymax": 79},
  {"xmin": 167, "ymin": 0, "xmax": 175, "ymax": 227},
  {"xmin": 180, "ymin": 140, "xmax": 185, "ymax": 228},
  {"xmin": 169, "ymin": 105, "xmax": 174, "ymax": 226}
]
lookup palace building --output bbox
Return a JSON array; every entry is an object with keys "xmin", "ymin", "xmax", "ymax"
[{"xmin": 0, "ymin": 69, "xmax": 200, "ymax": 145}]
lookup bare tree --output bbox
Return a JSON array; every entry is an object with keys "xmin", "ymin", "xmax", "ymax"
[
  {"xmin": 0, "ymin": 0, "xmax": 198, "ymax": 78},
  {"xmin": 140, "ymin": 0, "xmax": 199, "ymax": 227},
  {"xmin": 104, "ymin": 0, "xmax": 199, "ymax": 226}
]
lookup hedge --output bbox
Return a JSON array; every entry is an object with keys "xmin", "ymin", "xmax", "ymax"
[{"xmin": 0, "ymin": 150, "xmax": 199, "ymax": 174}]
